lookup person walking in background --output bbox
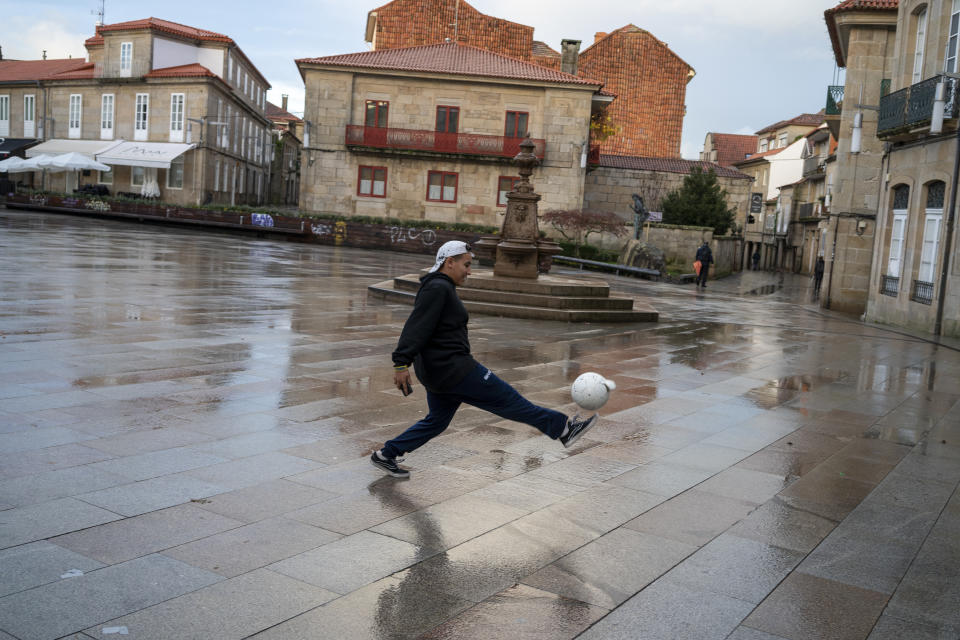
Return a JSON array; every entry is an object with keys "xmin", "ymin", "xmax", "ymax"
[
  {"xmin": 752, "ymin": 248, "xmax": 761, "ymax": 270},
  {"xmin": 813, "ymin": 256, "xmax": 825, "ymax": 294},
  {"xmin": 371, "ymin": 241, "xmax": 598, "ymax": 478},
  {"xmin": 695, "ymin": 241, "xmax": 713, "ymax": 288}
]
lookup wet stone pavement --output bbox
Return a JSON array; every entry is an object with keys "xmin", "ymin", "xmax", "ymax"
[{"xmin": 0, "ymin": 208, "xmax": 958, "ymax": 640}]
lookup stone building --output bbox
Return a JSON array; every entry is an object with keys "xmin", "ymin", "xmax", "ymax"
[
  {"xmin": 700, "ymin": 132, "xmax": 759, "ymax": 168},
  {"xmin": 821, "ymin": 0, "xmax": 898, "ymax": 316},
  {"xmin": 295, "ymin": 42, "xmax": 605, "ymax": 225},
  {"xmin": 0, "ymin": 17, "xmax": 272, "ymax": 206},
  {"xmin": 266, "ymin": 97, "xmax": 302, "ymax": 205},
  {"xmin": 857, "ymin": 0, "xmax": 960, "ymax": 336},
  {"xmin": 362, "ymin": 0, "xmax": 693, "ymax": 158}
]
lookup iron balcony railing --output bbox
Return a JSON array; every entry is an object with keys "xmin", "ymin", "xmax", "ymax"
[
  {"xmin": 803, "ymin": 155, "xmax": 825, "ymax": 176},
  {"xmin": 880, "ymin": 275, "xmax": 900, "ymax": 297},
  {"xmin": 878, "ymin": 74, "xmax": 960, "ymax": 136},
  {"xmin": 825, "ymin": 85, "xmax": 844, "ymax": 115},
  {"xmin": 911, "ymin": 279, "xmax": 934, "ymax": 304},
  {"xmin": 344, "ymin": 125, "xmax": 545, "ymax": 159},
  {"xmin": 796, "ymin": 202, "xmax": 816, "ymax": 219}
]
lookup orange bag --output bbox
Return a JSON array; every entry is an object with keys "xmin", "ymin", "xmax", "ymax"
[{"xmin": 693, "ymin": 260, "xmax": 702, "ymax": 275}]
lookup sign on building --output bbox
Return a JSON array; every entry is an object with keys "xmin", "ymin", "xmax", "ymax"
[{"xmin": 750, "ymin": 192, "xmax": 763, "ymax": 213}]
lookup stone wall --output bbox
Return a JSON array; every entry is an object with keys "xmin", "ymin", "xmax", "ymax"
[{"xmin": 582, "ymin": 165, "xmax": 752, "ymax": 227}]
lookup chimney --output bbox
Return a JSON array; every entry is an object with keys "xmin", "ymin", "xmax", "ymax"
[
  {"xmin": 561, "ymin": 39, "xmax": 581, "ymax": 76},
  {"xmin": 281, "ymin": 94, "xmax": 288, "ymax": 112},
  {"xmin": 42, "ymin": 50, "xmax": 47, "ymax": 60},
  {"xmin": 594, "ymin": 32, "xmax": 607, "ymax": 44}
]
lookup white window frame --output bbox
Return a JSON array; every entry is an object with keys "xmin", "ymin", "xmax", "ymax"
[
  {"xmin": 169, "ymin": 93, "xmax": 185, "ymax": 143},
  {"xmin": 23, "ymin": 94, "xmax": 35, "ymax": 137},
  {"xmin": 214, "ymin": 159, "xmax": 220, "ymax": 192},
  {"xmin": 131, "ymin": 166, "xmax": 145, "ymax": 187},
  {"xmin": 919, "ymin": 208, "xmax": 943, "ymax": 282},
  {"xmin": 913, "ymin": 8, "xmax": 928, "ymax": 84},
  {"xmin": 97, "ymin": 169, "xmax": 112, "ymax": 185},
  {"xmin": 947, "ymin": 0, "xmax": 960, "ymax": 73},
  {"xmin": 239, "ymin": 166, "xmax": 244, "ymax": 194},
  {"xmin": 759, "ymin": 139, "xmax": 768, "ymax": 153},
  {"xmin": 244, "ymin": 72, "xmax": 248, "ymax": 95},
  {"xmin": 120, "ymin": 42, "xmax": 133, "ymax": 77},
  {"xmin": 217, "ymin": 99, "xmax": 224, "ymax": 148},
  {"xmin": 0, "ymin": 95, "xmax": 9, "ymax": 137},
  {"xmin": 166, "ymin": 155, "xmax": 184, "ymax": 190},
  {"xmin": 227, "ymin": 55, "xmax": 233, "ymax": 84},
  {"xmin": 226, "ymin": 105, "xmax": 233, "ymax": 150},
  {"xmin": 777, "ymin": 133, "xmax": 788, "ymax": 148},
  {"xmin": 100, "ymin": 93, "xmax": 114, "ymax": 140},
  {"xmin": 68, "ymin": 94, "xmax": 82, "ymax": 139},
  {"xmin": 134, "ymin": 93, "xmax": 149, "ymax": 141},
  {"xmin": 888, "ymin": 210, "xmax": 907, "ymax": 277}
]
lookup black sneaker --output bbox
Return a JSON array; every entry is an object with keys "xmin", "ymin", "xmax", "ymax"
[
  {"xmin": 370, "ymin": 452, "xmax": 410, "ymax": 478},
  {"xmin": 560, "ymin": 414, "xmax": 598, "ymax": 448}
]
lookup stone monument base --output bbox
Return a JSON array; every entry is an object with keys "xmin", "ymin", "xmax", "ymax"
[{"xmin": 368, "ymin": 269, "xmax": 658, "ymax": 323}]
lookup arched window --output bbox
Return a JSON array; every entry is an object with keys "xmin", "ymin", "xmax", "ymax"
[
  {"xmin": 919, "ymin": 181, "xmax": 945, "ymax": 284},
  {"xmin": 887, "ymin": 185, "xmax": 909, "ymax": 279}
]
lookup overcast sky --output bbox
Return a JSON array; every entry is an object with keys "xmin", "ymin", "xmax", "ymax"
[{"xmin": 11, "ymin": 0, "xmax": 845, "ymax": 159}]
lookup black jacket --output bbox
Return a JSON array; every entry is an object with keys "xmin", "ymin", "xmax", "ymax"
[
  {"xmin": 696, "ymin": 245, "xmax": 714, "ymax": 264},
  {"xmin": 391, "ymin": 272, "xmax": 477, "ymax": 393}
]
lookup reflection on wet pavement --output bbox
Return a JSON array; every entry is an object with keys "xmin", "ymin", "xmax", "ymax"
[{"xmin": 0, "ymin": 209, "xmax": 958, "ymax": 640}]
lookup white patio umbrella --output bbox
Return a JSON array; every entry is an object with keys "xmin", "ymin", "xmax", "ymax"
[
  {"xmin": 26, "ymin": 154, "xmax": 69, "ymax": 173},
  {"xmin": 0, "ymin": 156, "xmax": 30, "ymax": 173},
  {"xmin": 48, "ymin": 151, "xmax": 111, "ymax": 172},
  {"xmin": 141, "ymin": 167, "xmax": 160, "ymax": 198}
]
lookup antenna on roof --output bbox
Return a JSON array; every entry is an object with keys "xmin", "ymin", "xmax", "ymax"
[{"xmin": 91, "ymin": 0, "xmax": 105, "ymax": 26}]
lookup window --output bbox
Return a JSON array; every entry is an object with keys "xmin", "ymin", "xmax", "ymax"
[
  {"xmin": 436, "ymin": 106, "xmax": 459, "ymax": 133},
  {"xmin": 227, "ymin": 55, "xmax": 233, "ymax": 84},
  {"xmin": 887, "ymin": 185, "xmax": 909, "ymax": 277},
  {"xmin": 69, "ymin": 94, "xmax": 82, "ymax": 139},
  {"xmin": 357, "ymin": 165, "xmax": 386, "ymax": 197},
  {"xmin": 100, "ymin": 94, "xmax": 114, "ymax": 139},
  {"xmin": 167, "ymin": 156, "xmax": 184, "ymax": 189},
  {"xmin": 98, "ymin": 170, "xmax": 112, "ymax": 185},
  {"xmin": 131, "ymin": 166, "xmax": 145, "ymax": 187},
  {"xmin": 134, "ymin": 93, "xmax": 149, "ymax": 141},
  {"xmin": 169, "ymin": 93, "xmax": 184, "ymax": 142},
  {"xmin": 913, "ymin": 8, "xmax": 927, "ymax": 83},
  {"xmin": 759, "ymin": 139, "xmax": 768, "ymax": 153},
  {"xmin": 365, "ymin": 100, "xmax": 388, "ymax": 128},
  {"xmin": 427, "ymin": 171, "xmax": 458, "ymax": 202},
  {"xmin": 497, "ymin": 176, "xmax": 520, "ymax": 206},
  {"xmin": 244, "ymin": 72, "xmax": 248, "ymax": 95},
  {"xmin": 777, "ymin": 133, "xmax": 788, "ymax": 148},
  {"xmin": 23, "ymin": 95, "xmax": 35, "ymax": 137},
  {"xmin": 214, "ymin": 160, "xmax": 220, "ymax": 192},
  {"xmin": 505, "ymin": 111, "xmax": 529, "ymax": 137},
  {"xmin": 948, "ymin": 0, "xmax": 960, "ymax": 72},
  {"xmin": 120, "ymin": 42, "xmax": 132, "ymax": 77},
  {"xmin": 919, "ymin": 181, "xmax": 945, "ymax": 282},
  {"xmin": 0, "ymin": 95, "xmax": 8, "ymax": 137}
]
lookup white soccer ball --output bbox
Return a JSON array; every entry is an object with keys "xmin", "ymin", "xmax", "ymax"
[{"xmin": 571, "ymin": 372, "xmax": 616, "ymax": 411}]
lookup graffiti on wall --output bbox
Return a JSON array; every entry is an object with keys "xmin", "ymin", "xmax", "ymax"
[{"xmin": 389, "ymin": 226, "xmax": 437, "ymax": 246}]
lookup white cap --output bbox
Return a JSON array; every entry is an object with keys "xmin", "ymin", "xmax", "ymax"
[{"xmin": 428, "ymin": 240, "xmax": 474, "ymax": 273}]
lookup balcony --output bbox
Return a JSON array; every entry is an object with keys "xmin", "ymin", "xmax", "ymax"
[
  {"xmin": 878, "ymin": 75, "xmax": 959, "ymax": 138},
  {"xmin": 94, "ymin": 60, "xmax": 150, "ymax": 79},
  {"xmin": 803, "ymin": 155, "xmax": 825, "ymax": 176},
  {"xmin": 344, "ymin": 126, "xmax": 545, "ymax": 160},
  {"xmin": 880, "ymin": 275, "xmax": 899, "ymax": 297},
  {"xmin": 796, "ymin": 202, "xmax": 817, "ymax": 220},
  {"xmin": 825, "ymin": 85, "xmax": 844, "ymax": 115},
  {"xmin": 910, "ymin": 279, "xmax": 934, "ymax": 305}
]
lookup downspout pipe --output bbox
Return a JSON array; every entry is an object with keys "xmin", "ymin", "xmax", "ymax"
[{"xmin": 933, "ymin": 122, "xmax": 960, "ymax": 336}]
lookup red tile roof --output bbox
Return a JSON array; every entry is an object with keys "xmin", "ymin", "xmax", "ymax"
[
  {"xmin": 266, "ymin": 101, "xmax": 302, "ymax": 122},
  {"xmin": 755, "ymin": 113, "xmax": 824, "ymax": 135},
  {"xmin": 734, "ymin": 147, "xmax": 785, "ymax": 165},
  {"xmin": 709, "ymin": 133, "xmax": 759, "ymax": 167},
  {"xmin": 297, "ymin": 42, "xmax": 602, "ymax": 87},
  {"xmin": 0, "ymin": 59, "xmax": 91, "ymax": 82},
  {"xmin": 597, "ymin": 154, "xmax": 751, "ymax": 179},
  {"xmin": 144, "ymin": 63, "xmax": 217, "ymax": 78},
  {"xmin": 825, "ymin": 0, "xmax": 898, "ymax": 67},
  {"xmin": 94, "ymin": 17, "xmax": 233, "ymax": 44},
  {"xmin": 531, "ymin": 41, "xmax": 560, "ymax": 58}
]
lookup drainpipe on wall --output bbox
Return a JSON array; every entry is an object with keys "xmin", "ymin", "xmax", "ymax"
[{"xmin": 933, "ymin": 122, "xmax": 960, "ymax": 336}]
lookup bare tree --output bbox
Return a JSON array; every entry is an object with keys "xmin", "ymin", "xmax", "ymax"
[{"xmin": 541, "ymin": 209, "xmax": 627, "ymax": 258}]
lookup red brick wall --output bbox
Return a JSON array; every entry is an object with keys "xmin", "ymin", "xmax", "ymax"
[
  {"xmin": 579, "ymin": 27, "xmax": 691, "ymax": 158},
  {"xmin": 370, "ymin": 0, "xmax": 534, "ymax": 61}
]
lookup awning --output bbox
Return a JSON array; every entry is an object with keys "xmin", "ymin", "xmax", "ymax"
[
  {"xmin": 0, "ymin": 138, "xmax": 39, "ymax": 157},
  {"xmin": 26, "ymin": 139, "xmax": 124, "ymax": 159},
  {"xmin": 96, "ymin": 142, "xmax": 195, "ymax": 169}
]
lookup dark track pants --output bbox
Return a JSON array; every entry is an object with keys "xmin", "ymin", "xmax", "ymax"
[{"xmin": 382, "ymin": 363, "xmax": 568, "ymax": 458}]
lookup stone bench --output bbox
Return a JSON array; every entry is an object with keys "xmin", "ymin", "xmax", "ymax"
[{"xmin": 552, "ymin": 256, "xmax": 661, "ymax": 281}]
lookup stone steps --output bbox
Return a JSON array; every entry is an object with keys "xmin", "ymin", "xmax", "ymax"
[{"xmin": 367, "ymin": 269, "xmax": 658, "ymax": 323}]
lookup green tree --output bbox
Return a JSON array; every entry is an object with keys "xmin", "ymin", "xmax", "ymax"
[{"xmin": 660, "ymin": 167, "xmax": 736, "ymax": 235}]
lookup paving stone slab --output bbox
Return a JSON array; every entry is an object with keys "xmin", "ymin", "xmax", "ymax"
[
  {"xmin": 85, "ymin": 446, "xmax": 230, "ymax": 481},
  {"xmin": 0, "ymin": 465, "xmax": 130, "ymax": 508},
  {"xmin": 0, "ymin": 497, "xmax": 123, "ymax": 550},
  {"xmin": 84, "ymin": 568, "xmax": 337, "ymax": 640},
  {"xmin": 75, "ymin": 474, "xmax": 230, "ymax": 517},
  {"xmin": 0, "ymin": 541, "xmax": 105, "ymax": 599},
  {"xmin": 180, "ymin": 450, "xmax": 326, "ymax": 490},
  {"xmin": 51, "ymin": 504, "xmax": 244, "ymax": 565},
  {"xmin": 727, "ymin": 499, "xmax": 837, "ymax": 554},
  {"xmin": 0, "ymin": 554, "xmax": 223, "ymax": 640},
  {"xmin": 576, "ymin": 576, "xmax": 754, "ymax": 640},
  {"xmin": 521, "ymin": 528, "xmax": 696, "ymax": 609},
  {"xmin": 191, "ymin": 477, "xmax": 338, "ymax": 523},
  {"xmin": 163, "ymin": 516, "xmax": 341, "ymax": 577},
  {"xmin": 623, "ymin": 489, "xmax": 758, "ymax": 547}
]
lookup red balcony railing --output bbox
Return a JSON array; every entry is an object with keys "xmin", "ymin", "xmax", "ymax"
[{"xmin": 345, "ymin": 125, "xmax": 544, "ymax": 159}]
